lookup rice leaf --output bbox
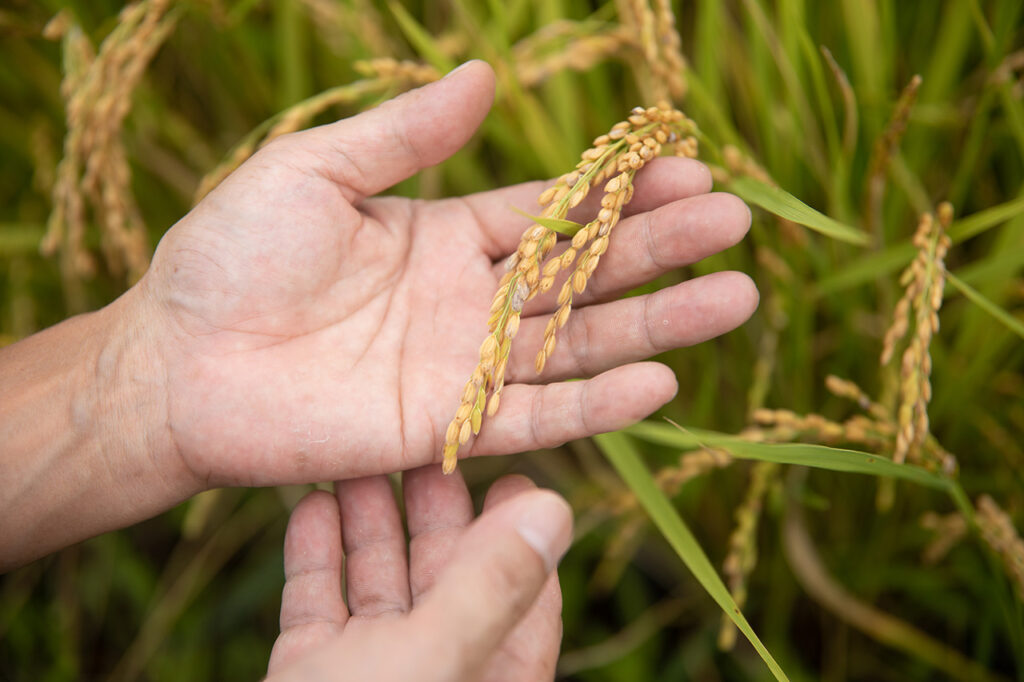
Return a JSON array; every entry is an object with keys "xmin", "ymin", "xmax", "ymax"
[
  {"xmin": 624, "ymin": 422, "xmax": 955, "ymax": 493},
  {"xmin": 949, "ymin": 194, "xmax": 1024, "ymax": 243},
  {"xmin": 945, "ymin": 270, "xmax": 1024, "ymax": 341},
  {"xmin": 955, "ymin": 245, "xmax": 1024, "ymax": 288},
  {"xmin": 817, "ymin": 196, "xmax": 1024, "ymax": 297},
  {"xmin": 814, "ymin": 242, "xmax": 915, "ymax": 296},
  {"xmin": 727, "ymin": 176, "xmax": 869, "ymax": 245},
  {"xmin": 510, "ymin": 206, "xmax": 585, "ymax": 236},
  {"xmin": 385, "ymin": 1, "xmax": 456, "ymax": 73},
  {"xmin": 595, "ymin": 431, "xmax": 790, "ymax": 682}
]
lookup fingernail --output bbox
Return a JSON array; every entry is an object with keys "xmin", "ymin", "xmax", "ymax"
[
  {"xmin": 443, "ymin": 60, "xmax": 475, "ymax": 79},
  {"xmin": 514, "ymin": 492, "xmax": 573, "ymax": 573}
]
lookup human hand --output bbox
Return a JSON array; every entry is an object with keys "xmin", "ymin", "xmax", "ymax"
[
  {"xmin": 265, "ymin": 467, "xmax": 570, "ymax": 681},
  {"xmin": 130, "ymin": 60, "xmax": 756, "ymax": 492},
  {"xmin": 0, "ymin": 60, "xmax": 756, "ymax": 568}
]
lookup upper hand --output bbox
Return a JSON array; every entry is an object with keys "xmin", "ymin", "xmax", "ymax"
[{"xmin": 132, "ymin": 61, "xmax": 757, "ymax": 490}]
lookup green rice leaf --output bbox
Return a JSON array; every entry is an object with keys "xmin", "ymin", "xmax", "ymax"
[
  {"xmin": 945, "ymin": 270, "xmax": 1024, "ymax": 341},
  {"xmin": 814, "ymin": 243, "xmax": 916, "ymax": 297},
  {"xmin": 510, "ymin": 206, "xmax": 585, "ymax": 236},
  {"xmin": 949, "ymin": 194, "xmax": 1024, "ymax": 243},
  {"xmin": 726, "ymin": 176, "xmax": 869, "ymax": 245},
  {"xmin": 816, "ymin": 195, "xmax": 1024, "ymax": 297},
  {"xmin": 595, "ymin": 431, "xmax": 790, "ymax": 682},
  {"xmin": 385, "ymin": 2, "xmax": 456, "ymax": 73},
  {"xmin": 624, "ymin": 422, "xmax": 955, "ymax": 493}
]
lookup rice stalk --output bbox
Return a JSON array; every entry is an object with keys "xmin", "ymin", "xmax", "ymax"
[
  {"xmin": 865, "ymin": 74, "xmax": 922, "ymax": 245},
  {"xmin": 650, "ymin": 0, "xmax": 687, "ymax": 100},
  {"xmin": 783, "ymin": 489, "xmax": 1007, "ymax": 682},
  {"xmin": 720, "ymin": 265, "xmax": 787, "ymax": 649},
  {"xmin": 718, "ymin": 460, "xmax": 778, "ymax": 650}
]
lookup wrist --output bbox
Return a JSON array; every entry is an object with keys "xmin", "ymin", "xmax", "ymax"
[
  {"xmin": 87, "ymin": 284, "xmax": 205, "ymax": 505},
  {"xmin": 0, "ymin": 284, "xmax": 202, "ymax": 569}
]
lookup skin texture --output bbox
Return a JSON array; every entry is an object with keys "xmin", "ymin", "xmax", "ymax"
[{"xmin": 0, "ymin": 60, "xmax": 757, "ymax": 679}]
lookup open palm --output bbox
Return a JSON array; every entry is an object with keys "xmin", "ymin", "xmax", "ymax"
[{"xmin": 138, "ymin": 61, "xmax": 756, "ymax": 489}]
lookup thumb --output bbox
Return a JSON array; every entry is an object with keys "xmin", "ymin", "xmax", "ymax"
[
  {"xmin": 407, "ymin": 489, "xmax": 573, "ymax": 680},
  {"xmin": 283, "ymin": 60, "xmax": 495, "ymax": 204}
]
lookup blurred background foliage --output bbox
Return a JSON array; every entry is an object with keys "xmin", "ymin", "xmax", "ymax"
[{"xmin": 1, "ymin": 0, "xmax": 1023, "ymax": 680}]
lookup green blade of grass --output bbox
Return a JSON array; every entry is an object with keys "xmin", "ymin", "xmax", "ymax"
[
  {"xmin": 274, "ymin": 0, "xmax": 308, "ymax": 109},
  {"xmin": 814, "ymin": 243, "xmax": 913, "ymax": 296},
  {"xmin": 385, "ymin": 1, "xmax": 455, "ymax": 73},
  {"xmin": 726, "ymin": 176, "xmax": 869, "ymax": 245},
  {"xmin": 945, "ymin": 270, "xmax": 1024, "ymax": 341},
  {"xmin": 948, "ymin": 194, "xmax": 1024, "ymax": 243},
  {"xmin": 955, "ymin": 244, "xmax": 1024, "ymax": 288},
  {"xmin": 623, "ymin": 422, "xmax": 955, "ymax": 494},
  {"xmin": 594, "ymin": 431, "xmax": 790, "ymax": 682},
  {"xmin": 817, "ymin": 193, "xmax": 1024, "ymax": 296}
]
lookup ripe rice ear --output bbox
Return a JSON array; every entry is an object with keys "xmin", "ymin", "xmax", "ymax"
[{"xmin": 441, "ymin": 103, "xmax": 697, "ymax": 473}]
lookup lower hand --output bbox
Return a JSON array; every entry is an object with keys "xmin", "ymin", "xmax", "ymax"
[{"xmin": 266, "ymin": 468, "xmax": 570, "ymax": 681}]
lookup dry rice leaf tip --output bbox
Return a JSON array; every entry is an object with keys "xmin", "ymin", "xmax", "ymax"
[{"xmin": 441, "ymin": 104, "xmax": 695, "ymax": 473}]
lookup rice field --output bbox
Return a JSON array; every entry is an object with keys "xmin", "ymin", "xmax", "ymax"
[{"xmin": 1, "ymin": 1, "xmax": 1023, "ymax": 680}]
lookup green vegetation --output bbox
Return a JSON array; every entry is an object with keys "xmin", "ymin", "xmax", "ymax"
[{"xmin": 2, "ymin": 1, "xmax": 1023, "ymax": 680}]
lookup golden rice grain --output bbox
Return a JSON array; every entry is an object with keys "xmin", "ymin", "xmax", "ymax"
[
  {"xmin": 44, "ymin": 0, "xmax": 177, "ymax": 306},
  {"xmin": 440, "ymin": 103, "xmax": 697, "ymax": 472},
  {"xmin": 882, "ymin": 207, "xmax": 951, "ymax": 466},
  {"xmin": 976, "ymin": 495, "xmax": 1024, "ymax": 599}
]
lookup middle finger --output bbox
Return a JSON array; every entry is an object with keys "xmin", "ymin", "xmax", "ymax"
[
  {"xmin": 492, "ymin": 191, "xmax": 751, "ymax": 312},
  {"xmin": 404, "ymin": 464, "xmax": 475, "ymax": 605},
  {"xmin": 336, "ymin": 475, "xmax": 412, "ymax": 618},
  {"xmin": 505, "ymin": 269, "xmax": 759, "ymax": 384}
]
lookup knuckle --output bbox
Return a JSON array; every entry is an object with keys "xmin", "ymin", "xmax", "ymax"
[{"xmin": 565, "ymin": 309, "xmax": 594, "ymax": 376}]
